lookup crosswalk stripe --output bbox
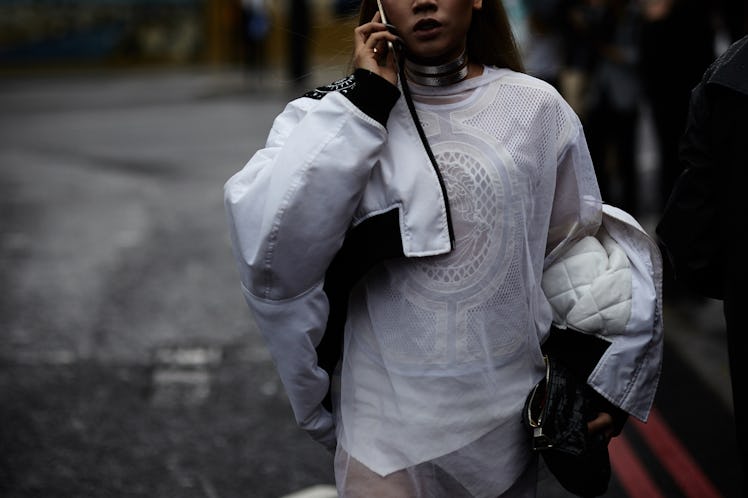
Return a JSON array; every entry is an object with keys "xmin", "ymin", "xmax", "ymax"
[
  {"xmin": 610, "ymin": 433, "xmax": 666, "ymax": 498},
  {"xmin": 632, "ymin": 408, "xmax": 723, "ymax": 498}
]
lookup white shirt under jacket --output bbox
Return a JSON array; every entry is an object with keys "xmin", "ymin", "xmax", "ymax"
[{"xmin": 224, "ymin": 66, "xmax": 663, "ymax": 496}]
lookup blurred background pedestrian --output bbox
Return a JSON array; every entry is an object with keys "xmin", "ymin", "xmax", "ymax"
[
  {"xmin": 522, "ymin": 0, "xmax": 565, "ymax": 91},
  {"xmin": 556, "ymin": 0, "xmax": 601, "ymax": 117},
  {"xmin": 583, "ymin": 0, "xmax": 642, "ymax": 217},
  {"xmin": 638, "ymin": 0, "xmax": 716, "ymax": 213},
  {"xmin": 239, "ymin": 0, "xmax": 270, "ymax": 85}
]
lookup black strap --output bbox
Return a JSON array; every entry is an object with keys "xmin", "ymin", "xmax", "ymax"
[{"xmin": 397, "ymin": 59, "xmax": 456, "ymax": 248}]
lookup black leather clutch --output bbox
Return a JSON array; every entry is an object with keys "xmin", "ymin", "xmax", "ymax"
[{"xmin": 523, "ymin": 352, "xmax": 611, "ymax": 497}]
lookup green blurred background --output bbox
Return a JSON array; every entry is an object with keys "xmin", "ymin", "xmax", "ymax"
[{"xmin": 0, "ymin": 0, "xmax": 359, "ymax": 73}]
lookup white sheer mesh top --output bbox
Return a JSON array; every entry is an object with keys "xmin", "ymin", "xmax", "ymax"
[{"xmin": 335, "ymin": 66, "xmax": 602, "ymax": 496}]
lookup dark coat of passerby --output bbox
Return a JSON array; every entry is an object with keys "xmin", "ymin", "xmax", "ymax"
[
  {"xmin": 656, "ymin": 34, "xmax": 748, "ymax": 496},
  {"xmin": 638, "ymin": 0, "xmax": 715, "ymax": 212}
]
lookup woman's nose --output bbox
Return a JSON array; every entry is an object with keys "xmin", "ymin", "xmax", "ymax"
[{"xmin": 411, "ymin": 0, "xmax": 438, "ymax": 14}]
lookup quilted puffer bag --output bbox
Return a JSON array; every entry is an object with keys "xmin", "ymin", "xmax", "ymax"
[{"xmin": 523, "ymin": 352, "xmax": 611, "ymax": 497}]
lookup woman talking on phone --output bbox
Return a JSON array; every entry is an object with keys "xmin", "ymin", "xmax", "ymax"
[{"xmin": 224, "ymin": 1, "xmax": 663, "ymax": 496}]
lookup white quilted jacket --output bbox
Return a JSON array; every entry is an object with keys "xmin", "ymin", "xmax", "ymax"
[{"xmin": 542, "ymin": 204, "xmax": 663, "ymax": 421}]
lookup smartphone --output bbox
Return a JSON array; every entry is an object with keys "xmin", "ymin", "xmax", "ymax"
[
  {"xmin": 376, "ymin": 0, "xmax": 397, "ymax": 60},
  {"xmin": 376, "ymin": 0, "xmax": 390, "ymax": 25}
]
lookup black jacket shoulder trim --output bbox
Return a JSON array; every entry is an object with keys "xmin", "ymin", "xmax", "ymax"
[{"xmin": 303, "ymin": 74, "xmax": 357, "ymax": 100}]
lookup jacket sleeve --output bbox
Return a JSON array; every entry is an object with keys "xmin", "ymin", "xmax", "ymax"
[
  {"xmin": 590, "ymin": 207, "xmax": 663, "ymax": 421},
  {"xmin": 224, "ymin": 70, "xmax": 400, "ymax": 449},
  {"xmin": 542, "ymin": 209, "xmax": 663, "ymax": 422}
]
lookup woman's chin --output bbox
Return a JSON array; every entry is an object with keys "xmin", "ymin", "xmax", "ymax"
[{"xmin": 405, "ymin": 46, "xmax": 462, "ymax": 66}]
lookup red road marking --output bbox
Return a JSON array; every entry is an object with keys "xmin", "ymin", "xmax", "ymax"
[
  {"xmin": 610, "ymin": 433, "xmax": 666, "ymax": 498},
  {"xmin": 631, "ymin": 407, "xmax": 723, "ymax": 498}
]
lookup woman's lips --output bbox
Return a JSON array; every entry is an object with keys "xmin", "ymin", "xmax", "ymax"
[{"xmin": 413, "ymin": 18, "xmax": 442, "ymax": 39}]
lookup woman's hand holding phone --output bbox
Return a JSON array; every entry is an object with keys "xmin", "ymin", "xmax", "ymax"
[{"xmin": 353, "ymin": 12, "xmax": 400, "ymax": 86}]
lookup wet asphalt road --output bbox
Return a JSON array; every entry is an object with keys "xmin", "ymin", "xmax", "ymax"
[{"xmin": 0, "ymin": 67, "xmax": 742, "ymax": 497}]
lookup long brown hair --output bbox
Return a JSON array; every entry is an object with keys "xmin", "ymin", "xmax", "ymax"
[{"xmin": 357, "ymin": 0, "xmax": 524, "ymax": 72}]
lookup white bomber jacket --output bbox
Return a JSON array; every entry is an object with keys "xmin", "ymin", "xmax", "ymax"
[{"xmin": 224, "ymin": 68, "xmax": 663, "ymax": 452}]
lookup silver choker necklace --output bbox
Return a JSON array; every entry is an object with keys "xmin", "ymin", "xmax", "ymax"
[{"xmin": 404, "ymin": 50, "xmax": 469, "ymax": 87}]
